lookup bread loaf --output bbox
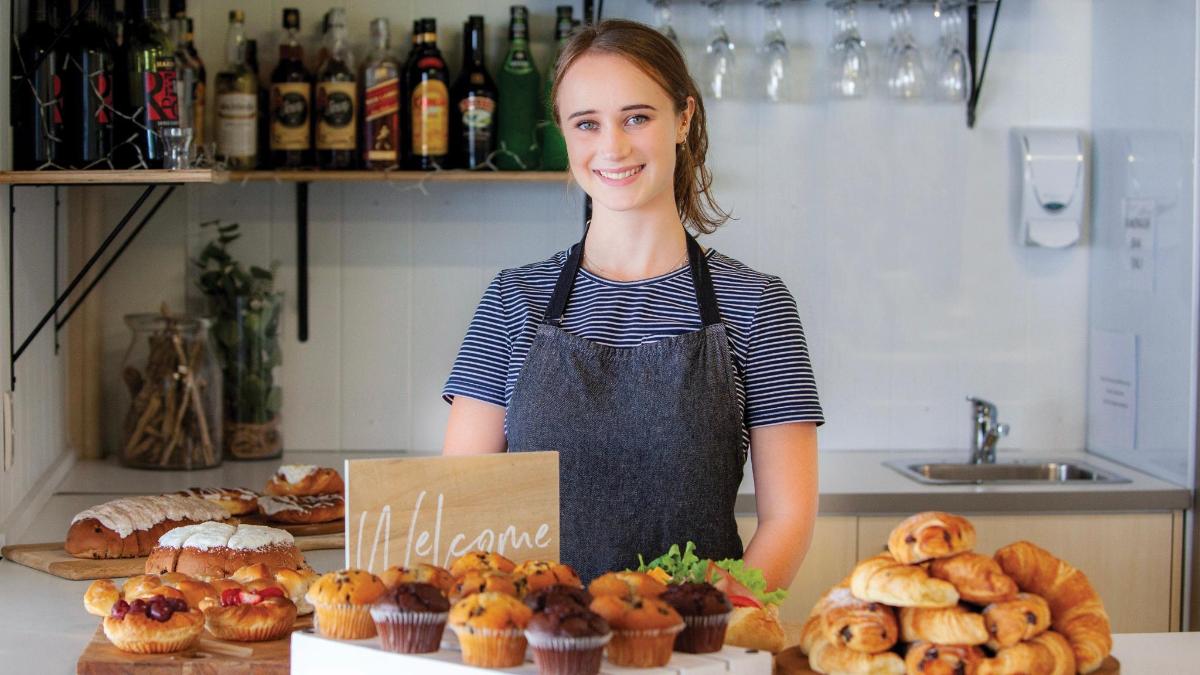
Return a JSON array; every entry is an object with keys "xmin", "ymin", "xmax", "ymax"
[
  {"xmin": 994, "ymin": 541, "xmax": 1112, "ymax": 673},
  {"xmin": 66, "ymin": 495, "xmax": 230, "ymax": 559},
  {"xmin": 144, "ymin": 522, "xmax": 305, "ymax": 579},
  {"xmin": 850, "ymin": 553, "xmax": 959, "ymax": 608}
]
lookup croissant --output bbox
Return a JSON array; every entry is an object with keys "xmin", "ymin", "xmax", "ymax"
[
  {"xmin": 995, "ymin": 541, "xmax": 1112, "ymax": 673},
  {"xmin": 977, "ymin": 640, "xmax": 1057, "ymax": 675},
  {"xmin": 899, "ymin": 605, "xmax": 989, "ymax": 646},
  {"xmin": 818, "ymin": 587, "xmax": 899, "ymax": 653},
  {"xmin": 804, "ymin": 626, "xmax": 906, "ymax": 674},
  {"xmin": 887, "ymin": 512, "xmax": 976, "ymax": 564},
  {"xmin": 929, "ymin": 552, "xmax": 1018, "ymax": 604},
  {"xmin": 1031, "ymin": 630, "xmax": 1078, "ymax": 675},
  {"xmin": 904, "ymin": 641, "xmax": 986, "ymax": 675},
  {"xmin": 982, "ymin": 592, "xmax": 1051, "ymax": 650},
  {"xmin": 799, "ymin": 615, "xmax": 824, "ymax": 655},
  {"xmin": 850, "ymin": 553, "xmax": 959, "ymax": 608}
]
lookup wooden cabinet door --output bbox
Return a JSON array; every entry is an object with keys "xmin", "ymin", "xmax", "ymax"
[
  {"xmin": 736, "ymin": 515, "xmax": 858, "ymax": 626},
  {"xmin": 857, "ymin": 512, "xmax": 1183, "ymax": 633}
]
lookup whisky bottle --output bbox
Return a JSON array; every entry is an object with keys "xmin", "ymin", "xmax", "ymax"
[
  {"xmin": 214, "ymin": 9, "xmax": 257, "ymax": 168},
  {"xmin": 315, "ymin": 7, "xmax": 357, "ymax": 169},
  {"xmin": 360, "ymin": 18, "xmax": 400, "ymax": 169},
  {"xmin": 270, "ymin": 8, "xmax": 312, "ymax": 168}
]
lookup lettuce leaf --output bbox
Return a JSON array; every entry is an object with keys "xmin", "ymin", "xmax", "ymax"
[{"xmin": 636, "ymin": 541, "xmax": 788, "ymax": 607}]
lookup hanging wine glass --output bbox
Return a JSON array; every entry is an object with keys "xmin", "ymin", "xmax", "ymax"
[
  {"xmin": 757, "ymin": 0, "xmax": 791, "ymax": 102},
  {"xmin": 885, "ymin": 1, "xmax": 926, "ymax": 99},
  {"xmin": 935, "ymin": 2, "xmax": 970, "ymax": 102},
  {"xmin": 649, "ymin": 0, "xmax": 682, "ymax": 49},
  {"xmin": 828, "ymin": 0, "xmax": 868, "ymax": 98},
  {"xmin": 704, "ymin": 0, "xmax": 737, "ymax": 100}
]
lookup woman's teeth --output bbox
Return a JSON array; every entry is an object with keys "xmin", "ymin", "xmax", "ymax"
[{"xmin": 597, "ymin": 166, "xmax": 643, "ymax": 180}]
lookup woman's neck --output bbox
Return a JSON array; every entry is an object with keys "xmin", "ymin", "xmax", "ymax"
[{"xmin": 583, "ymin": 200, "xmax": 690, "ymax": 282}]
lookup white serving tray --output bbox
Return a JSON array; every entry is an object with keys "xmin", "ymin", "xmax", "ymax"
[{"xmin": 290, "ymin": 628, "xmax": 772, "ymax": 674}]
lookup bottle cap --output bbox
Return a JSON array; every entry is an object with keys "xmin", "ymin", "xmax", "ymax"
[{"xmin": 283, "ymin": 8, "xmax": 300, "ymax": 30}]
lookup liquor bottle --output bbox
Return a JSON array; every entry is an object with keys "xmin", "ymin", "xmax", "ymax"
[
  {"xmin": 315, "ymin": 8, "xmax": 357, "ymax": 169},
  {"xmin": 245, "ymin": 39, "xmax": 270, "ymax": 168},
  {"xmin": 121, "ymin": 0, "xmax": 179, "ymax": 168},
  {"xmin": 360, "ymin": 18, "xmax": 401, "ymax": 169},
  {"xmin": 63, "ymin": 0, "xmax": 115, "ymax": 168},
  {"xmin": 270, "ymin": 8, "xmax": 312, "ymax": 168},
  {"xmin": 539, "ymin": 6, "xmax": 575, "ymax": 171},
  {"xmin": 450, "ymin": 16, "xmax": 497, "ymax": 170},
  {"xmin": 214, "ymin": 10, "xmax": 257, "ymax": 169},
  {"xmin": 399, "ymin": 20, "xmax": 423, "ymax": 167},
  {"xmin": 407, "ymin": 18, "xmax": 449, "ymax": 170},
  {"xmin": 496, "ymin": 6, "xmax": 541, "ymax": 171},
  {"xmin": 13, "ymin": 0, "xmax": 65, "ymax": 169},
  {"xmin": 168, "ymin": 2, "xmax": 205, "ymax": 156}
]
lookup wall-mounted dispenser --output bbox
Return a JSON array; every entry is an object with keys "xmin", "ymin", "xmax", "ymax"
[{"xmin": 1013, "ymin": 128, "xmax": 1089, "ymax": 248}]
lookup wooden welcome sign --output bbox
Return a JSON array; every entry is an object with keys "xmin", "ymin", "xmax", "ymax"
[{"xmin": 344, "ymin": 452, "xmax": 559, "ymax": 572}]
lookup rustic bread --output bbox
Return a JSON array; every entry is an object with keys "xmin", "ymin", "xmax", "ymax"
[
  {"xmin": 66, "ymin": 495, "xmax": 230, "ymax": 559},
  {"xmin": 144, "ymin": 522, "xmax": 305, "ymax": 578}
]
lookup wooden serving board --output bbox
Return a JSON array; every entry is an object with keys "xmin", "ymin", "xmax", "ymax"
[
  {"xmin": 1, "ymin": 533, "xmax": 343, "ymax": 580},
  {"xmin": 772, "ymin": 647, "xmax": 1121, "ymax": 674},
  {"xmin": 76, "ymin": 615, "xmax": 312, "ymax": 674},
  {"xmin": 238, "ymin": 513, "xmax": 344, "ymax": 537}
]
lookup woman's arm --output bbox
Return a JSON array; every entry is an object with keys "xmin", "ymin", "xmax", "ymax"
[
  {"xmin": 738, "ymin": 422, "xmax": 819, "ymax": 593},
  {"xmin": 442, "ymin": 396, "xmax": 508, "ymax": 455}
]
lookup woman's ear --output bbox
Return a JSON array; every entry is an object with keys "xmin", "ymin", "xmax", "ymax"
[{"xmin": 677, "ymin": 97, "xmax": 696, "ymax": 143}]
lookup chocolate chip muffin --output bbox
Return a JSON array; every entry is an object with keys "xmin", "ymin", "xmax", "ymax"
[
  {"xmin": 660, "ymin": 582, "xmax": 733, "ymax": 653},
  {"xmin": 524, "ymin": 584, "xmax": 594, "ymax": 615},
  {"xmin": 448, "ymin": 591, "xmax": 534, "ymax": 668},
  {"xmin": 370, "ymin": 582, "xmax": 451, "ymax": 654},
  {"xmin": 526, "ymin": 605, "xmax": 612, "ymax": 675}
]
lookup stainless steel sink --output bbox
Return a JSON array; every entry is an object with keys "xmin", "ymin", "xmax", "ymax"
[{"xmin": 884, "ymin": 459, "xmax": 1131, "ymax": 485}]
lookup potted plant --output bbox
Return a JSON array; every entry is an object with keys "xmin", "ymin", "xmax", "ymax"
[{"xmin": 194, "ymin": 220, "xmax": 284, "ymax": 460}]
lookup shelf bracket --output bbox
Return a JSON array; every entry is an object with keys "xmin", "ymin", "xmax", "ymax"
[
  {"xmin": 297, "ymin": 181, "xmax": 309, "ymax": 343},
  {"xmin": 966, "ymin": 0, "xmax": 1002, "ymax": 128},
  {"xmin": 8, "ymin": 183, "xmax": 176, "ymax": 390}
]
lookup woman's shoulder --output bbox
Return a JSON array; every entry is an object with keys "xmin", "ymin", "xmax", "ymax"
[
  {"xmin": 707, "ymin": 249, "xmax": 787, "ymax": 294},
  {"xmin": 496, "ymin": 250, "xmax": 568, "ymax": 285}
]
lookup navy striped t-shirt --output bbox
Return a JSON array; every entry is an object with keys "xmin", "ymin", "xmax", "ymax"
[{"xmin": 443, "ymin": 248, "xmax": 825, "ymax": 448}]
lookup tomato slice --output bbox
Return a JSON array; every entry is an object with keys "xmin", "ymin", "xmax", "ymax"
[{"xmin": 728, "ymin": 594, "xmax": 761, "ymax": 608}]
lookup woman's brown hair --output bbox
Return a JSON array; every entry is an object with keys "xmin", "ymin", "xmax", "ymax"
[{"xmin": 550, "ymin": 19, "xmax": 730, "ymax": 234}]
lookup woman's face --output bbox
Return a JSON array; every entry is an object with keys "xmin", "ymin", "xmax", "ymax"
[{"xmin": 556, "ymin": 52, "xmax": 691, "ymax": 217}]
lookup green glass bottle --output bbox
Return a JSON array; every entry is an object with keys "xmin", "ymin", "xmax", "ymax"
[
  {"xmin": 538, "ymin": 6, "xmax": 574, "ymax": 171},
  {"xmin": 495, "ymin": 5, "xmax": 540, "ymax": 171}
]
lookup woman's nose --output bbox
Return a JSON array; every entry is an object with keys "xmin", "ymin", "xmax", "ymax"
[{"xmin": 598, "ymin": 126, "xmax": 631, "ymax": 160}]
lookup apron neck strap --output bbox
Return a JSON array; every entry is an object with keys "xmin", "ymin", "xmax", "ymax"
[{"xmin": 543, "ymin": 227, "xmax": 722, "ymax": 327}]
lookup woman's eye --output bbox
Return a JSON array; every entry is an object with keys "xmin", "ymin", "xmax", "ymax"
[
  {"xmin": 576, "ymin": 120, "xmax": 598, "ymax": 131},
  {"xmin": 626, "ymin": 115, "xmax": 649, "ymax": 126}
]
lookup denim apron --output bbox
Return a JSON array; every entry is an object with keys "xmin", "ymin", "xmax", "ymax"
[{"xmin": 506, "ymin": 230, "xmax": 745, "ymax": 582}]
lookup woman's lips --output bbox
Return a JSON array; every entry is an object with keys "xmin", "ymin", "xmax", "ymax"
[{"xmin": 593, "ymin": 164, "xmax": 645, "ymax": 186}]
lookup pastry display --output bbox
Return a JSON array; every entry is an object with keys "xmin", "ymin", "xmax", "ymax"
[
  {"xmin": 448, "ymin": 549, "xmax": 517, "ymax": 578},
  {"xmin": 264, "ymin": 464, "xmax": 343, "ymax": 497},
  {"xmin": 525, "ymin": 603, "xmax": 611, "ymax": 675},
  {"xmin": 306, "ymin": 569, "xmax": 388, "ymax": 639},
  {"xmin": 102, "ymin": 594, "xmax": 205, "ymax": 654},
  {"xmin": 201, "ymin": 584, "xmax": 297, "ymax": 641},
  {"xmin": 257, "ymin": 493, "xmax": 344, "ymax": 524},
  {"xmin": 66, "ymin": 494, "xmax": 230, "ymax": 559},
  {"xmin": 145, "ymin": 522, "xmax": 305, "ymax": 578},
  {"xmin": 513, "ymin": 559, "xmax": 583, "ymax": 597},
  {"xmin": 449, "ymin": 591, "xmax": 534, "ymax": 668},
  {"xmin": 659, "ymin": 581, "xmax": 732, "ymax": 654},
  {"xmin": 588, "ymin": 595, "xmax": 683, "ymax": 668},
  {"xmin": 799, "ymin": 511, "xmax": 1114, "ymax": 675},
  {"xmin": 379, "ymin": 563, "xmax": 455, "ymax": 595},
  {"xmin": 174, "ymin": 487, "xmax": 260, "ymax": 516},
  {"xmin": 370, "ymin": 582, "xmax": 451, "ymax": 654}
]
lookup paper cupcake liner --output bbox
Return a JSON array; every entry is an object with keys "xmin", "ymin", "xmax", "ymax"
[
  {"xmin": 450, "ymin": 624, "xmax": 528, "ymax": 668},
  {"xmin": 312, "ymin": 601, "xmax": 377, "ymax": 640},
  {"xmin": 526, "ymin": 632, "xmax": 612, "ymax": 675},
  {"xmin": 674, "ymin": 611, "xmax": 731, "ymax": 654},
  {"xmin": 370, "ymin": 609, "xmax": 449, "ymax": 654},
  {"xmin": 605, "ymin": 624, "xmax": 684, "ymax": 668}
]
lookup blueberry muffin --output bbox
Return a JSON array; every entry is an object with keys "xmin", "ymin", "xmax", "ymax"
[{"xmin": 448, "ymin": 591, "xmax": 534, "ymax": 668}]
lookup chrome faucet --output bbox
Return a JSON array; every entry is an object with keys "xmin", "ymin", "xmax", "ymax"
[{"xmin": 966, "ymin": 396, "xmax": 1009, "ymax": 464}]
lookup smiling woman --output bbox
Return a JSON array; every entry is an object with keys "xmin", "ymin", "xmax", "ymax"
[{"xmin": 442, "ymin": 19, "xmax": 823, "ymax": 592}]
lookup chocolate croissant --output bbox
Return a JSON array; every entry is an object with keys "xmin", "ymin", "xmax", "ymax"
[
  {"xmin": 977, "ymin": 640, "xmax": 1057, "ymax": 675},
  {"xmin": 887, "ymin": 511, "xmax": 976, "ymax": 564},
  {"xmin": 850, "ymin": 553, "xmax": 959, "ymax": 608},
  {"xmin": 899, "ymin": 605, "xmax": 989, "ymax": 646},
  {"xmin": 995, "ymin": 541, "xmax": 1112, "ymax": 673},
  {"xmin": 802, "ymin": 616, "xmax": 906, "ymax": 675},
  {"xmin": 905, "ymin": 641, "xmax": 986, "ymax": 675},
  {"xmin": 929, "ymin": 552, "xmax": 1018, "ymax": 605},
  {"xmin": 818, "ymin": 587, "xmax": 899, "ymax": 653},
  {"xmin": 982, "ymin": 592, "xmax": 1051, "ymax": 650}
]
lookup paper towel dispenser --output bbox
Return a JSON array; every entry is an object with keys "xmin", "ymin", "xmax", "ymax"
[{"xmin": 1013, "ymin": 128, "xmax": 1088, "ymax": 248}]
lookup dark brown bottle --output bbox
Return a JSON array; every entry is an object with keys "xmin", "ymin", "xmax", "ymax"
[
  {"xmin": 360, "ymin": 18, "xmax": 400, "ymax": 169},
  {"xmin": 406, "ymin": 18, "xmax": 449, "ymax": 170},
  {"xmin": 270, "ymin": 8, "xmax": 312, "ymax": 168},
  {"xmin": 315, "ymin": 7, "xmax": 356, "ymax": 169},
  {"xmin": 399, "ymin": 20, "xmax": 423, "ymax": 167},
  {"xmin": 246, "ymin": 39, "xmax": 270, "ymax": 168},
  {"xmin": 450, "ymin": 16, "xmax": 497, "ymax": 170}
]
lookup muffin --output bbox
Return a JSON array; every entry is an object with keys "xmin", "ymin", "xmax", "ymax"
[
  {"xmin": 589, "ymin": 595, "xmax": 684, "ymax": 667},
  {"xmin": 305, "ymin": 569, "xmax": 387, "ymax": 639},
  {"xmin": 588, "ymin": 571, "xmax": 667, "ymax": 600},
  {"xmin": 451, "ymin": 569, "xmax": 519, "ymax": 602},
  {"xmin": 513, "ymin": 560, "xmax": 583, "ymax": 597},
  {"xmin": 660, "ymin": 582, "xmax": 733, "ymax": 653},
  {"xmin": 379, "ymin": 563, "xmax": 455, "ymax": 595},
  {"xmin": 449, "ymin": 550, "xmax": 517, "ymax": 578},
  {"xmin": 369, "ymin": 582, "xmax": 450, "ymax": 654},
  {"xmin": 449, "ymin": 591, "xmax": 534, "ymax": 668},
  {"xmin": 526, "ymin": 604, "xmax": 612, "ymax": 675},
  {"xmin": 524, "ymin": 584, "xmax": 594, "ymax": 615}
]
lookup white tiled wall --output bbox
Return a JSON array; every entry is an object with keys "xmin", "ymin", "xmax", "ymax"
[{"xmin": 93, "ymin": 0, "xmax": 1094, "ymax": 456}]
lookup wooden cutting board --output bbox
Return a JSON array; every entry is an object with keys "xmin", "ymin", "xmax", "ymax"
[
  {"xmin": 238, "ymin": 514, "xmax": 344, "ymax": 537},
  {"xmin": 1, "ymin": 533, "xmax": 343, "ymax": 580},
  {"xmin": 772, "ymin": 646, "xmax": 1121, "ymax": 674},
  {"xmin": 76, "ymin": 615, "xmax": 312, "ymax": 674}
]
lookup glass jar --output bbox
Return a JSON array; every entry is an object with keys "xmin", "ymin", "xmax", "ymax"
[
  {"xmin": 213, "ymin": 292, "xmax": 284, "ymax": 460},
  {"xmin": 120, "ymin": 313, "xmax": 223, "ymax": 470}
]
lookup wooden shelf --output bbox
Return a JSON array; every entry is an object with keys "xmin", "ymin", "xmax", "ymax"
[
  {"xmin": 0, "ymin": 169, "xmax": 569, "ymax": 185},
  {"xmin": 0, "ymin": 169, "xmax": 215, "ymax": 185}
]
